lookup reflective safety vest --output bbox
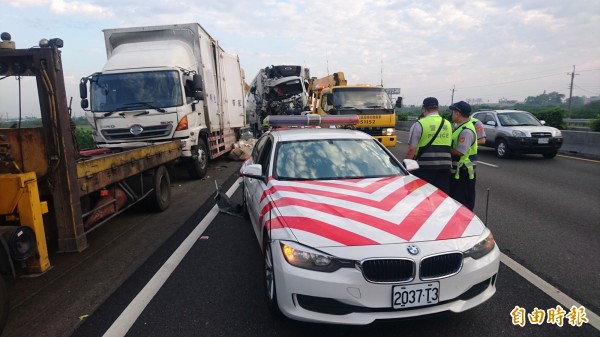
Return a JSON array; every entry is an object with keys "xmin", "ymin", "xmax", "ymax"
[
  {"xmin": 451, "ymin": 121, "xmax": 477, "ymax": 179},
  {"xmin": 415, "ymin": 114, "xmax": 452, "ymax": 170}
]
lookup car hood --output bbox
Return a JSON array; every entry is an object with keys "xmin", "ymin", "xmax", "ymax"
[
  {"xmin": 261, "ymin": 175, "xmax": 485, "ymax": 248},
  {"xmin": 504, "ymin": 125, "xmax": 559, "ymax": 136}
]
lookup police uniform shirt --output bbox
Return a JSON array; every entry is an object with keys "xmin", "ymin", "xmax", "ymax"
[
  {"xmin": 454, "ymin": 128, "xmax": 476, "ymax": 155},
  {"xmin": 407, "ymin": 122, "xmax": 423, "ymax": 147},
  {"xmin": 473, "ymin": 119, "xmax": 486, "ymax": 140}
]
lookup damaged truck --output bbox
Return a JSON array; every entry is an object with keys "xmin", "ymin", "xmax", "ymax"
[{"xmin": 246, "ymin": 65, "xmax": 310, "ymax": 136}]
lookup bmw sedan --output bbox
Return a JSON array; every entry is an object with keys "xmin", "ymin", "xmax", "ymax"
[{"xmin": 240, "ymin": 115, "xmax": 500, "ymax": 325}]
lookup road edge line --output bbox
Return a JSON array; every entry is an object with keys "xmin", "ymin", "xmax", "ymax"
[{"xmin": 501, "ymin": 253, "xmax": 599, "ymax": 330}]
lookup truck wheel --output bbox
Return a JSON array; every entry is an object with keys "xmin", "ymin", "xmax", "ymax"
[
  {"xmin": 542, "ymin": 151, "xmax": 557, "ymax": 159},
  {"xmin": 187, "ymin": 138, "xmax": 208, "ymax": 179},
  {"xmin": 0, "ymin": 276, "xmax": 8, "ymax": 335},
  {"xmin": 495, "ymin": 140, "xmax": 510, "ymax": 158},
  {"xmin": 146, "ymin": 165, "xmax": 171, "ymax": 212}
]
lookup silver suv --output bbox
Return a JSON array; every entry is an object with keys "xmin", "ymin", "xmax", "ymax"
[{"xmin": 472, "ymin": 110, "xmax": 563, "ymax": 158}]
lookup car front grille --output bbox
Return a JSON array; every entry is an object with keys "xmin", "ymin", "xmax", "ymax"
[
  {"xmin": 360, "ymin": 258, "xmax": 414, "ymax": 283},
  {"xmin": 101, "ymin": 124, "xmax": 173, "ymax": 141},
  {"xmin": 420, "ymin": 253, "xmax": 463, "ymax": 280},
  {"xmin": 531, "ymin": 132, "xmax": 552, "ymax": 138}
]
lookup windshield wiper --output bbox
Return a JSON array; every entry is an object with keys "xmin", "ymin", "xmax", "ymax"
[
  {"xmin": 123, "ymin": 101, "xmax": 167, "ymax": 113},
  {"xmin": 338, "ymin": 106, "xmax": 364, "ymax": 113}
]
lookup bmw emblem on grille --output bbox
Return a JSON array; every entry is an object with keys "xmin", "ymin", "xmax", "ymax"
[
  {"xmin": 130, "ymin": 124, "xmax": 144, "ymax": 136},
  {"xmin": 407, "ymin": 245, "xmax": 419, "ymax": 255}
]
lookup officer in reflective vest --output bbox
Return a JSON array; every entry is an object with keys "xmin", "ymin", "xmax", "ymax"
[
  {"xmin": 406, "ymin": 97, "xmax": 452, "ymax": 194},
  {"xmin": 449, "ymin": 101, "xmax": 477, "ymax": 210}
]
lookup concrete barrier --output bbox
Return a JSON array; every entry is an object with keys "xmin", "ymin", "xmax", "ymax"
[{"xmin": 396, "ymin": 121, "xmax": 600, "ymax": 160}]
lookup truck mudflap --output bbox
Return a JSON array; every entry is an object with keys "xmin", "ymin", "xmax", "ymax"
[{"xmin": 207, "ymin": 130, "xmax": 238, "ymax": 159}]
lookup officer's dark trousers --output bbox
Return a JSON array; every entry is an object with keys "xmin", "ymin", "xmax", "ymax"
[
  {"xmin": 412, "ymin": 168, "xmax": 450, "ymax": 195},
  {"xmin": 449, "ymin": 172, "xmax": 476, "ymax": 210}
]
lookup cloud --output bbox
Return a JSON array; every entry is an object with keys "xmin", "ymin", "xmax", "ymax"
[{"xmin": 8, "ymin": 0, "xmax": 114, "ymax": 18}]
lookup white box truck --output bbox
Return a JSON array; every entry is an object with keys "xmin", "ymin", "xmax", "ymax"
[{"xmin": 80, "ymin": 23, "xmax": 246, "ymax": 179}]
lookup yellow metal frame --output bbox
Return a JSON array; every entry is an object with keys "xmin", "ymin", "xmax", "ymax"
[{"xmin": 0, "ymin": 172, "xmax": 51, "ymax": 274}]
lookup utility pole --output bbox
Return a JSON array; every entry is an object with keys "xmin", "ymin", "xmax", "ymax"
[
  {"xmin": 450, "ymin": 85, "xmax": 455, "ymax": 104},
  {"xmin": 567, "ymin": 65, "xmax": 579, "ymax": 119}
]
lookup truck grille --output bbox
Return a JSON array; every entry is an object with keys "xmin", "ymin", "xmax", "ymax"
[
  {"xmin": 360, "ymin": 259, "xmax": 414, "ymax": 283},
  {"xmin": 531, "ymin": 132, "xmax": 552, "ymax": 138},
  {"xmin": 420, "ymin": 253, "xmax": 463, "ymax": 280},
  {"xmin": 101, "ymin": 124, "xmax": 173, "ymax": 141}
]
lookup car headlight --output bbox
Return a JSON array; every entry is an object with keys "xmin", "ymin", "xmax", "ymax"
[
  {"xmin": 463, "ymin": 232, "xmax": 496, "ymax": 260},
  {"xmin": 383, "ymin": 128, "xmax": 395, "ymax": 136},
  {"xmin": 554, "ymin": 130, "xmax": 562, "ymax": 137},
  {"xmin": 280, "ymin": 241, "xmax": 354, "ymax": 272},
  {"xmin": 512, "ymin": 130, "xmax": 527, "ymax": 137}
]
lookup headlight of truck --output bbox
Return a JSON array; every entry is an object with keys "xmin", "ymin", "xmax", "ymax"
[
  {"xmin": 512, "ymin": 130, "xmax": 527, "ymax": 137},
  {"xmin": 463, "ymin": 232, "xmax": 496, "ymax": 259},
  {"xmin": 280, "ymin": 241, "xmax": 353, "ymax": 272},
  {"xmin": 383, "ymin": 128, "xmax": 395, "ymax": 136}
]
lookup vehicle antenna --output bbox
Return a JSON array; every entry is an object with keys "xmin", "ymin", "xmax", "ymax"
[{"xmin": 485, "ymin": 188, "xmax": 490, "ymax": 225}]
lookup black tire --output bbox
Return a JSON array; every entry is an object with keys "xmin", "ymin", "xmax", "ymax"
[
  {"xmin": 146, "ymin": 165, "xmax": 171, "ymax": 212},
  {"xmin": 495, "ymin": 139, "xmax": 510, "ymax": 158},
  {"xmin": 0, "ymin": 276, "xmax": 8, "ymax": 336},
  {"xmin": 542, "ymin": 151, "xmax": 558, "ymax": 159},
  {"xmin": 264, "ymin": 237, "xmax": 281, "ymax": 315},
  {"xmin": 241, "ymin": 181, "xmax": 250, "ymax": 220},
  {"xmin": 187, "ymin": 138, "xmax": 209, "ymax": 180}
]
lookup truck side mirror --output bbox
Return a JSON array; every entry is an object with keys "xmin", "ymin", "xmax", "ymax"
[
  {"xmin": 79, "ymin": 79, "xmax": 88, "ymax": 99},
  {"xmin": 395, "ymin": 97, "xmax": 403, "ymax": 108},
  {"xmin": 81, "ymin": 99, "xmax": 89, "ymax": 109},
  {"xmin": 193, "ymin": 74, "xmax": 203, "ymax": 92},
  {"xmin": 326, "ymin": 95, "xmax": 333, "ymax": 105}
]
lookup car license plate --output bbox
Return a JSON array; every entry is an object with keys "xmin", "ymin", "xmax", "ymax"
[
  {"xmin": 538, "ymin": 138, "xmax": 549, "ymax": 144},
  {"xmin": 392, "ymin": 282, "xmax": 439, "ymax": 309}
]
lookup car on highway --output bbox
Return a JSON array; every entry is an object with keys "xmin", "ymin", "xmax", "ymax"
[
  {"xmin": 240, "ymin": 114, "xmax": 500, "ymax": 325},
  {"xmin": 472, "ymin": 110, "xmax": 563, "ymax": 158}
]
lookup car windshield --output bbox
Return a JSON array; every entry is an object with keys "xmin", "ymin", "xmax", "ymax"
[
  {"xmin": 274, "ymin": 138, "xmax": 405, "ymax": 180},
  {"xmin": 497, "ymin": 112, "xmax": 542, "ymax": 126}
]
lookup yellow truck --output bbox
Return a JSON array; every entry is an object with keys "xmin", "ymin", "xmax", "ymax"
[{"xmin": 307, "ymin": 72, "xmax": 399, "ymax": 147}]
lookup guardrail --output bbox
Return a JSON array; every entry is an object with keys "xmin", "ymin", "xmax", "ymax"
[
  {"xmin": 395, "ymin": 121, "xmax": 600, "ymax": 160},
  {"xmin": 564, "ymin": 119, "xmax": 591, "ymax": 131}
]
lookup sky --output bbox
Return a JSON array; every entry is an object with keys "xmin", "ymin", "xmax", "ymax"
[{"xmin": 1, "ymin": 0, "xmax": 599, "ymax": 118}]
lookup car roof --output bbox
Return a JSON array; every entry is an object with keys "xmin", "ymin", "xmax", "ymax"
[
  {"xmin": 269, "ymin": 127, "xmax": 373, "ymax": 142},
  {"xmin": 476, "ymin": 109, "xmax": 529, "ymax": 114}
]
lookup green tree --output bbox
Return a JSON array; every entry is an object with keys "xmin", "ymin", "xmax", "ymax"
[{"xmin": 524, "ymin": 91, "xmax": 565, "ymax": 106}]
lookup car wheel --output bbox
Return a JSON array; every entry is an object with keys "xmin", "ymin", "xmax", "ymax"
[
  {"xmin": 542, "ymin": 151, "xmax": 557, "ymax": 159},
  {"xmin": 264, "ymin": 237, "xmax": 281, "ymax": 315},
  {"xmin": 0, "ymin": 276, "xmax": 8, "ymax": 336},
  {"xmin": 495, "ymin": 140, "xmax": 510, "ymax": 158},
  {"xmin": 146, "ymin": 165, "xmax": 171, "ymax": 212},
  {"xmin": 241, "ymin": 181, "xmax": 250, "ymax": 220},
  {"xmin": 187, "ymin": 138, "xmax": 208, "ymax": 179}
]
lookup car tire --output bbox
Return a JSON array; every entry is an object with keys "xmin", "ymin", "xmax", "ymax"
[
  {"xmin": 241, "ymin": 181, "xmax": 250, "ymax": 220},
  {"xmin": 495, "ymin": 139, "xmax": 510, "ymax": 158},
  {"xmin": 187, "ymin": 138, "xmax": 208, "ymax": 180},
  {"xmin": 264, "ymin": 236, "xmax": 282, "ymax": 315},
  {"xmin": 542, "ymin": 151, "xmax": 557, "ymax": 159},
  {"xmin": 0, "ymin": 276, "xmax": 8, "ymax": 336},
  {"xmin": 146, "ymin": 165, "xmax": 171, "ymax": 212}
]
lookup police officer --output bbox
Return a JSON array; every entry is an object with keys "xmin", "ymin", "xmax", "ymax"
[
  {"xmin": 405, "ymin": 97, "xmax": 452, "ymax": 194},
  {"xmin": 449, "ymin": 101, "xmax": 477, "ymax": 210}
]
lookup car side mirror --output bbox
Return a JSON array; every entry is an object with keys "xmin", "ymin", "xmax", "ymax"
[
  {"xmin": 241, "ymin": 164, "xmax": 266, "ymax": 182},
  {"xmin": 403, "ymin": 159, "xmax": 419, "ymax": 172},
  {"xmin": 540, "ymin": 120, "xmax": 546, "ymax": 125},
  {"xmin": 395, "ymin": 97, "xmax": 403, "ymax": 108},
  {"xmin": 485, "ymin": 120, "xmax": 496, "ymax": 126}
]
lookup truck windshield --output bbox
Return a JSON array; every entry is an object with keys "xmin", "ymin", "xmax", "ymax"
[
  {"xmin": 90, "ymin": 70, "xmax": 183, "ymax": 112},
  {"xmin": 333, "ymin": 87, "xmax": 393, "ymax": 113},
  {"xmin": 267, "ymin": 79, "xmax": 304, "ymax": 101}
]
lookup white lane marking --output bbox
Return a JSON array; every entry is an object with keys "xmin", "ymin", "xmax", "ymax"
[
  {"xmin": 103, "ymin": 178, "xmax": 242, "ymax": 337},
  {"xmin": 478, "ymin": 161, "xmax": 498, "ymax": 167},
  {"xmin": 501, "ymin": 253, "xmax": 600, "ymax": 330},
  {"xmin": 103, "ymin": 177, "xmax": 599, "ymax": 333}
]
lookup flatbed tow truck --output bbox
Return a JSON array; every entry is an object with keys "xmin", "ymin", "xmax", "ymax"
[{"xmin": 0, "ymin": 35, "xmax": 181, "ymax": 333}]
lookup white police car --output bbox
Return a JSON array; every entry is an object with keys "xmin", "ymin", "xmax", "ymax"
[{"xmin": 240, "ymin": 115, "xmax": 500, "ymax": 325}]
